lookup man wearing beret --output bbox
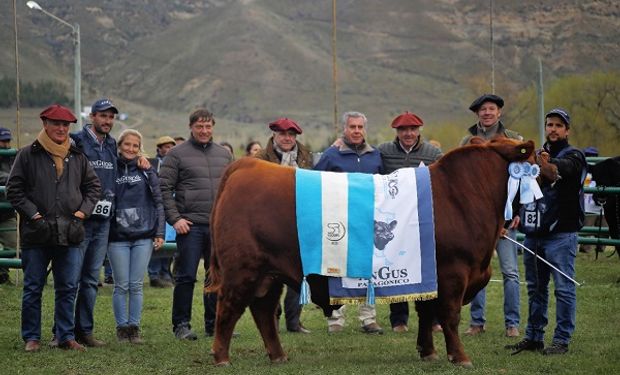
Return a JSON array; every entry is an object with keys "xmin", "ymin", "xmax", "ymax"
[
  {"xmin": 377, "ymin": 111, "xmax": 442, "ymax": 333},
  {"xmin": 159, "ymin": 109, "xmax": 232, "ymax": 340},
  {"xmin": 508, "ymin": 108, "xmax": 586, "ymax": 355},
  {"xmin": 7, "ymin": 104, "xmax": 101, "ymax": 352},
  {"xmin": 255, "ymin": 118, "xmax": 312, "ymax": 334},
  {"xmin": 315, "ymin": 111, "xmax": 384, "ymax": 334},
  {"xmin": 146, "ymin": 136, "xmax": 177, "ymax": 288},
  {"xmin": 460, "ymin": 94, "xmax": 523, "ymax": 339},
  {"xmin": 0, "ymin": 127, "xmax": 16, "ymax": 284}
]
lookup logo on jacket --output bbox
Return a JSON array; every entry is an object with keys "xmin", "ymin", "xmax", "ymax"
[{"xmin": 90, "ymin": 160, "xmax": 114, "ymax": 170}]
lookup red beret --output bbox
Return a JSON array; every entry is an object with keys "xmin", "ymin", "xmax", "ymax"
[
  {"xmin": 39, "ymin": 104, "xmax": 77, "ymax": 123},
  {"xmin": 268, "ymin": 118, "xmax": 302, "ymax": 134},
  {"xmin": 391, "ymin": 111, "xmax": 424, "ymax": 128}
]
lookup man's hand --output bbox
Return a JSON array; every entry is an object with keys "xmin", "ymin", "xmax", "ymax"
[
  {"xmin": 508, "ymin": 216, "xmax": 520, "ymax": 230},
  {"xmin": 537, "ymin": 151, "xmax": 559, "ymax": 183},
  {"xmin": 137, "ymin": 156, "xmax": 151, "ymax": 170},
  {"xmin": 74, "ymin": 211, "xmax": 85, "ymax": 220},
  {"xmin": 173, "ymin": 218, "xmax": 193, "ymax": 235},
  {"xmin": 153, "ymin": 237, "xmax": 164, "ymax": 251}
]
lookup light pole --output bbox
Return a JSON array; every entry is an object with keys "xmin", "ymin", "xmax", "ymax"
[{"xmin": 26, "ymin": 1, "xmax": 81, "ymax": 128}]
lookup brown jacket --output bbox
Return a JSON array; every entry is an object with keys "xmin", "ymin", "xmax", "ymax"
[{"xmin": 254, "ymin": 137, "xmax": 313, "ymax": 169}]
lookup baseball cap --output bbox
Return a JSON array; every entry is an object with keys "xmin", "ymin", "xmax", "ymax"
[
  {"xmin": 0, "ymin": 127, "xmax": 12, "ymax": 141},
  {"xmin": 545, "ymin": 108, "xmax": 571, "ymax": 127},
  {"xmin": 91, "ymin": 98, "xmax": 119, "ymax": 114},
  {"xmin": 156, "ymin": 136, "xmax": 176, "ymax": 147}
]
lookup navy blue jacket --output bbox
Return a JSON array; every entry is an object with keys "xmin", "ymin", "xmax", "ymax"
[
  {"xmin": 314, "ymin": 142, "xmax": 383, "ymax": 174},
  {"xmin": 71, "ymin": 125, "xmax": 117, "ymax": 201},
  {"xmin": 109, "ymin": 157, "xmax": 165, "ymax": 241}
]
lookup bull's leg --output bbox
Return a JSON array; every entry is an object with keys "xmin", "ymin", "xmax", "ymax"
[
  {"xmin": 212, "ymin": 288, "xmax": 249, "ymax": 366},
  {"xmin": 437, "ymin": 291, "xmax": 472, "ymax": 368},
  {"xmin": 414, "ymin": 300, "xmax": 438, "ymax": 361},
  {"xmin": 249, "ymin": 281, "xmax": 287, "ymax": 363}
]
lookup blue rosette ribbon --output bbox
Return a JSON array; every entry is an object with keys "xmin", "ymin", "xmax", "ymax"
[{"xmin": 505, "ymin": 162, "xmax": 543, "ymax": 220}]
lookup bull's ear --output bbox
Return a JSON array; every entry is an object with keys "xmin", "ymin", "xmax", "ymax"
[
  {"xmin": 389, "ymin": 220, "xmax": 397, "ymax": 230},
  {"xmin": 492, "ymin": 139, "xmax": 535, "ymax": 161}
]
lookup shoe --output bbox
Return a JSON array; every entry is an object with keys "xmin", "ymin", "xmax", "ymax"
[
  {"xmin": 49, "ymin": 335, "xmax": 58, "ymax": 348},
  {"xmin": 464, "ymin": 325, "xmax": 485, "ymax": 336},
  {"xmin": 150, "ymin": 278, "xmax": 166, "ymax": 288},
  {"xmin": 506, "ymin": 327, "xmax": 520, "ymax": 337},
  {"xmin": 117, "ymin": 326, "xmax": 130, "ymax": 343},
  {"xmin": 328, "ymin": 324, "xmax": 344, "ymax": 334},
  {"xmin": 392, "ymin": 324, "xmax": 408, "ymax": 333},
  {"xmin": 505, "ymin": 338, "xmax": 544, "ymax": 354},
  {"xmin": 127, "ymin": 325, "xmax": 144, "ymax": 344},
  {"xmin": 361, "ymin": 322, "xmax": 384, "ymax": 335},
  {"xmin": 542, "ymin": 342, "xmax": 569, "ymax": 355},
  {"xmin": 174, "ymin": 323, "xmax": 198, "ymax": 340},
  {"xmin": 59, "ymin": 339, "xmax": 86, "ymax": 352},
  {"xmin": 76, "ymin": 333, "xmax": 105, "ymax": 347},
  {"xmin": 432, "ymin": 323, "xmax": 443, "ymax": 333},
  {"xmin": 104, "ymin": 276, "xmax": 114, "ymax": 285},
  {"xmin": 288, "ymin": 323, "xmax": 311, "ymax": 334},
  {"xmin": 25, "ymin": 340, "xmax": 41, "ymax": 352}
]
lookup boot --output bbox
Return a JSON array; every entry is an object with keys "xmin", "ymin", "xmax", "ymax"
[
  {"xmin": 128, "ymin": 325, "xmax": 144, "ymax": 344},
  {"xmin": 116, "ymin": 326, "xmax": 129, "ymax": 343}
]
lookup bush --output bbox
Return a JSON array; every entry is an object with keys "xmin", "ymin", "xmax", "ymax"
[{"xmin": 0, "ymin": 77, "xmax": 71, "ymax": 107}]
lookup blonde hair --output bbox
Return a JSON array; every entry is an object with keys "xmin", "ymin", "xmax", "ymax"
[{"xmin": 117, "ymin": 129, "xmax": 145, "ymax": 155}]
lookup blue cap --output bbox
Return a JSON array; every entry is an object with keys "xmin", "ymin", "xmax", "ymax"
[
  {"xmin": 91, "ymin": 98, "xmax": 118, "ymax": 114},
  {"xmin": 0, "ymin": 127, "xmax": 11, "ymax": 141},
  {"xmin": 583, "ymin": 146, "xmax": 599, "ymax": 156},
  {"xmin": 545, "ymin": 108, "xmax": 570, "ymax": 127}
]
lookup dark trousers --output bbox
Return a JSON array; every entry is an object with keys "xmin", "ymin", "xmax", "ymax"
[
  {"xmin": 389, "ymin": 302, "xmax": 409, "ymax": 327},
  {"xmin": 276, "ymin": 286, "xmax": 302, "ymax": 331},
  {"xmin": 171, "ymin": 224, "xmax": 216, "ymax": 333}
]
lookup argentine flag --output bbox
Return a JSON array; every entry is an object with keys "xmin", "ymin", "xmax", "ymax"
[{"xmin": 296, "ymin": 169, "xmax": 375, "ymax": 278}]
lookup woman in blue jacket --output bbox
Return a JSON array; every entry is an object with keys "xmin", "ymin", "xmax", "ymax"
[{"xmin": 108, "ymin": 129, "xmax": 165, "ymax": 344}]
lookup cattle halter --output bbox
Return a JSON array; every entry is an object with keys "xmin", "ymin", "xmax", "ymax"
[{"xmin": 502, "ymin": 235, "xmax": 582, "ymax": 286}]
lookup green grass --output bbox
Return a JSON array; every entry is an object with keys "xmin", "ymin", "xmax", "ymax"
[{"xmin": 1, "ymin": 249, "xmax": 620, "ymax": 374}]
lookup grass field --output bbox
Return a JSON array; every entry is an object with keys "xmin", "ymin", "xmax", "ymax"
[{"xmin": 1, "ymin": 249, "xmax": 619, "ymax": 374}]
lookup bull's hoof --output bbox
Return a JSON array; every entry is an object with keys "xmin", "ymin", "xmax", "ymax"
[
  {"xmin": 214, "ymin": 361, "xmax": 231, "ymax": 367},
  {"xmin": 270, "ymin": 356, "xmax": 288, "ymax": 364},
  {"xmin": 421, "ymin": 352, "xmax": 439, "ymax": 362},
  {"xmin": 448, "ymin": 355, "xmax": 473, "ymax": 368}
]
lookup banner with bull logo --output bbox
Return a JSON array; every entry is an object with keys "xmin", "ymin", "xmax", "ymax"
[{"xmin": 296, "ymin": 167, "xmax": 438, "ymax": 304}]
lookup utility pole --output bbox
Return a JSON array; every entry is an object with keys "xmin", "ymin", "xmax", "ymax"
[
  {"xmin": 490, "ymin": 0, "xmax": 495, "ymax": 93},
  {"xmin": 538, "ymin": 58, "xmax": 545, "ymax": 146},
  {"xmin": 331, "ymin": 0, "xmax": 339, "ymax": 136}
]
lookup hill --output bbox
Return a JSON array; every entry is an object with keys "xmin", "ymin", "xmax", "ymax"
[{"xmin": 1, "ymin": 0, "xmax": 619, "ymax": 151}]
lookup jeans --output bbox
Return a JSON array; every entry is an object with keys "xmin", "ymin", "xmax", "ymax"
[
  {"xmin": 21, "ymin": 245, "xmax": 82, "ymax": 343},
  {"xmin": 523, "ymin": 232, "xmax": 577, "ymax": 345},
  {"xmin": 470, "ymin": 229, "xmax": 520, "ymax": 328},
  {"xmin": 74, "ymin": 219, "xmax": 110, "ymax": 335},
  {"xmin": 108, "ymin": 238, "xmax": 152, "ymax": 327},
  {"xmin": 171, "ymin": 224, "xmax": 216, "ymax": 333}
]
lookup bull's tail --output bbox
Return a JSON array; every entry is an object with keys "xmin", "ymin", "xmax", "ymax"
[{"xmin": 205, "ymin": 159, "xmax": 248, "ymax": 294}]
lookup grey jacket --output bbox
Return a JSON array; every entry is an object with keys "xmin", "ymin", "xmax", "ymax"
[
  {"xmin": 159, "ymin": 137, "xmax": 232, "ymax": 225},
  {"xmin": 7, "ymin": 140, "xmax": 101, "ymax": 247},
  {"xmin": 378, "ymin": 138, "xmax": 443, "ymax": 173}
]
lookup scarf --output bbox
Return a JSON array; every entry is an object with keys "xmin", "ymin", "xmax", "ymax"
[
  {"xmin": 274, "ymin": 140, "xmax": 298, "ymax": 167},
  {"xmin": 37, "ymin": 129, "xmax": 70, "ymax": 177}
]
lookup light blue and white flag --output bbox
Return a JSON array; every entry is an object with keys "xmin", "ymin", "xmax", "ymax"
[{"xmin": 296, "ymin": 169, "xmax": 375, "ymax": 278}]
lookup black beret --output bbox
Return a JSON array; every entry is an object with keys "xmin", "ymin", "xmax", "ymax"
[{"xmin": 469, "ymin": 94, "xmax": 504, "ymax": 112}]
